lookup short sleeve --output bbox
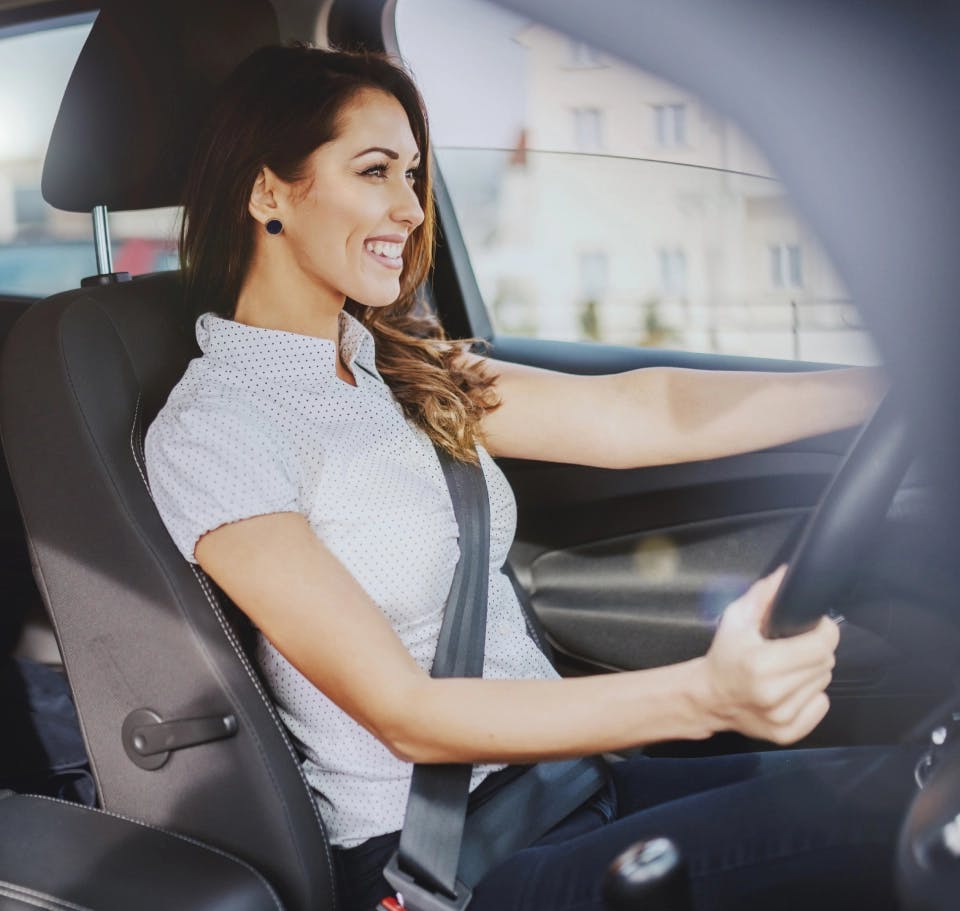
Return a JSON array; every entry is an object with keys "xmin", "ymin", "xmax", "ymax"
[{"xmin": 144, "ymin": 395, "xmax": 299, "ymax": 564}]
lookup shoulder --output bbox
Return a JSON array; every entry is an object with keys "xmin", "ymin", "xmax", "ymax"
[
  {"xmin": 144, "ymin": 362, "xmax": 300, "ymax": 563},
  {"xmin": 147, "ymin": 360, "xmax": 287, "ymax": 462}
]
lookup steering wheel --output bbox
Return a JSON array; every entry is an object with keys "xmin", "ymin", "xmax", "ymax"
[{"xmin": 763, "ymin": 390, "xmax": 914, "ymax": 639}]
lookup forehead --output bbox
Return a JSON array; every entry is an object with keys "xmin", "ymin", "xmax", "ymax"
[{"xmin": 331, "ymin": 88, "xmax": 420, "ymax": 155}]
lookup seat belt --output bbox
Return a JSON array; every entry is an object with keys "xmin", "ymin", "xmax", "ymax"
[
  {"xmin": 383, "ymin": 445, "xmax": 606, "ymax": 911},
  {"xmin": 383, "ymin": 446, "xmax": 489, "ymax": 911}
]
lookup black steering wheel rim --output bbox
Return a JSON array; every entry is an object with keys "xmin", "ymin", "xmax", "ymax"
[{"xmin": 763, "ymin": 390, "xmax": 914, "ymax": 639}]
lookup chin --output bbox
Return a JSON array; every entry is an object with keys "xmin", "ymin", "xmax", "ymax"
[{"xmin": 351, "ymin": 284, "xmax": 403, "ymax": 311}]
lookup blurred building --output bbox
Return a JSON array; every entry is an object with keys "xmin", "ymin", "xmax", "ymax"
[{"xmin": 468, "ymin": 25, "xmax": 875, "ymax": 363}]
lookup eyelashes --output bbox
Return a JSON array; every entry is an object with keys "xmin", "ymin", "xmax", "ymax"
[{"xmin": 360, "ymin": 162, "xmax": 421, "ymax": 183}]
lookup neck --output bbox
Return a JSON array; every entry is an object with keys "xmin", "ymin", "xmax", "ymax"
[{"xmin": 234, "ymin": 241, "xmax": 345, "ymax": 344}]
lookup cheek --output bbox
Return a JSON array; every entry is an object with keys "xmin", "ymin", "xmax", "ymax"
[
  {"xmin": 292, "ymin": 200, "xmax": 352, "ymax": 265},
  {"xmin": 310, "ymin": 195, "xmax": 374, "ymax": 254}
]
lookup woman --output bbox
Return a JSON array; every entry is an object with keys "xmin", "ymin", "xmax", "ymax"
[{"xmin": 145, "ymin": 44, "xmax": 918, "ymax": 911}]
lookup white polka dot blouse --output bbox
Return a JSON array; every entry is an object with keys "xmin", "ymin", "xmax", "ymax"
[{"xmin": 144, "ymin": 309, "xmax": 559, "ymax": 848}]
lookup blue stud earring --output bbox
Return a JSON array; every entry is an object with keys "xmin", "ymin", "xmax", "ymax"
[{"xmin": 265, "ymin": 218, "xmax": 283, "ymax": 235}]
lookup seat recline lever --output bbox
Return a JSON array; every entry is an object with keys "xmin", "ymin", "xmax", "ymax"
[{"xmin": 122, "ymin": 708, "xmax": 238, "ymax": 771}]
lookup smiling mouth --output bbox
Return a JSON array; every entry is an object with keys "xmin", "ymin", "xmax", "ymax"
[{"xmin": 364, "ymin": 240, "xmax": 403, "ymax": 270}]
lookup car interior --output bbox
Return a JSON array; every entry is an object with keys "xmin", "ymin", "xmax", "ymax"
[{"xmin": 0, "ymin": 0, "xmax": 959, "ymax": 909}]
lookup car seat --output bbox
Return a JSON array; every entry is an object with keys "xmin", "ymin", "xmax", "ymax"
[{"xmin": 0, "ymin": 2, "xmax": 338, "ymax": 909}]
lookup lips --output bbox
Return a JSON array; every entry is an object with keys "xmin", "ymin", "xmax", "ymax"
[{"xmin": 364, "ymin": 235, "xmax": 405, "ymax": 270}]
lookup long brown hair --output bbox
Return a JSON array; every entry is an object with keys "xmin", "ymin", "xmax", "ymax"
[{"xmin": 180, "ymin": 44, "xmax": 498, "ymax": 461}]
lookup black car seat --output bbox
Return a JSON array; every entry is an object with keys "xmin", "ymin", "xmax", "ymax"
[
  {"xmin": 0, "ymin": 2, "xmax": 338, "ymax": 909},
  {"xmin": 0, "ymin": 297, "xmax": 46, "ymax": 657}
]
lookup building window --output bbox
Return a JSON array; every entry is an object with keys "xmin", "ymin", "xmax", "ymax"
[
  {"xmin": 770, "ymin": 243, "xmax": 803, "ymax": 288},
  {"xmin": 659, "ymin": 248, "xmax": 687, "ymax": 296},
  {"xmin": 572, "ymin": 107, "xmax": 604, "ymax": 151},
  {"xmin": 654, "ymin": 103, "xmax": 687, "ymax": 148},
  {"xmin": 568, "ymin": 39, "xmax": 604, "ymax": 68}
]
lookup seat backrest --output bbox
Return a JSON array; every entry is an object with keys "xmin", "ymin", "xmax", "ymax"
[
  {"xmin": 0, "ymin": 273, "xmax": 337, "ymax": 911},
  {"xmin": 0, "ymin": 296, "xmax": 45, "ymax": 655}
]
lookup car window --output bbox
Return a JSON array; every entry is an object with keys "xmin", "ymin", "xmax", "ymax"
[
  {"xmin": 0, "ymin": 14, "xmax": 179, "ymax": 298},
  {"xmin": 395, "ymin": 0, "xmax": 878, "ymax": 365}
]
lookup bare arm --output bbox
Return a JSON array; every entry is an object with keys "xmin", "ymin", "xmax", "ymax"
[
  {"xmin": 467, "ymin": 355, "xmax": 884, "ymax": 468},
  {"xmin": 196, "ymin": 512, "xmax": 838, "ymax": 763}
]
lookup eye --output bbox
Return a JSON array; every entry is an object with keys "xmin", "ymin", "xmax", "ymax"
[
  {"xmin": 405, "ymin": 166, "xmax": 419, "ymax": 185},
  {"xmin": 360, "ymin": 162, "xmax": 390, "ymax": 178}
]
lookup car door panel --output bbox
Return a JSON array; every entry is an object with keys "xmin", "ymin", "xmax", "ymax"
[
  {"xmin": 527, "ymin": 510, "xmax": 805, "ymax": 673},
  {"xmin": 503, "ymin": 450, "xmax": 843, "ymax": 549}
]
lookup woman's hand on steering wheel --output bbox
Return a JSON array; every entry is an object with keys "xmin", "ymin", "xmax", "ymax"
[{"xmin": 702, "ymin": 566, "xmax": 840, "ymax": 745}]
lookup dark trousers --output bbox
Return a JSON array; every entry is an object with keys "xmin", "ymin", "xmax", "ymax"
[{"xmin": 334, "ymin": 745, "xmax": 923, "ymax": 911}]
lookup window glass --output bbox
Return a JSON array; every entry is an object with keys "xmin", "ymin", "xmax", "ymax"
[
  {"xmin": 396, "ymin": 0, "xmax": 878, "ymax": 365},
  {"xmin": 0, "ymin": 15, "xmax": 179, "ymax": 298},
  {"xmin": 567, "ymin": 40, "xmax": 604, "ymax": 70},
  {"xmin": 654, "ymin": 104, "xmax": 687, "ymax": 148},
  {"xmin": 572, "ymin": 107, "xmax": 603, "ymax": 151}
]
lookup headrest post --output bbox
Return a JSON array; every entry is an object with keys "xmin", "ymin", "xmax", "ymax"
[
  {"xmin": 91, "ymin": 205, "xmax": 114, "ymax": 275},
  {"xmin": 80, "ymin": 205, "xmax": 130, "ymax": 287}
]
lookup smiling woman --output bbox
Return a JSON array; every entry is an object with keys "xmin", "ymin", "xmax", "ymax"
[
  {"xmin": 0, "ymin": 0, "xmax": 955, "ymax": 908},
  {"xmin": 237, "ymin": 89, "xmax": 425, "ymax": 335},
  {"xmin": 139, "ymin": 39, "xmax": 922, "ymax": 911},
  {"xmin": 178, "ymin": 44, "xmax": 497, "ymax": 461}
]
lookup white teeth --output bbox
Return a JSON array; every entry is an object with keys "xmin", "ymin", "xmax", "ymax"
[{"xmin": 365, "ymin": 241, "xmax": 403, "ymax": 259}]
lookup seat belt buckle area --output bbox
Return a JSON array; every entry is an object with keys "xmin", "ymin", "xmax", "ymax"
[{"xmin": 383, "ymin": 852, "xmax": 473, "ymax": 911}]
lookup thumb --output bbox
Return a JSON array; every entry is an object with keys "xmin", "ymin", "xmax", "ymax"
[{"xmin": 726, "ymin": 565, "xmax": 788, "ymax": 631}]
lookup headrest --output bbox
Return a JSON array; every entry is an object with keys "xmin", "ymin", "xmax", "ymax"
[{"xmin": 41, "ymin": 0, "xmax": 280, "ymax": 212}]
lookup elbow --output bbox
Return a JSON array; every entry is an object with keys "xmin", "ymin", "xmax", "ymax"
[
  {"xmin": 368, "ymin": 687, "xmax": 451, "ymax": 764},
  {"xmin": 383, "ymin": 732, "xmax": 427, "ymax": 764},
  {"xmin": 379, "ymin": 723, "xmax": 447, "ymax": 764},
  {"xmin": 371, "ymin": 712, "xmax": 415, "ymax": 761}
]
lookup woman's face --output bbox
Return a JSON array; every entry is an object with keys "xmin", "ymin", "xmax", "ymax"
[{"xmin": 269, "ymin": 87, "xmax": 425, "ymax": 310}]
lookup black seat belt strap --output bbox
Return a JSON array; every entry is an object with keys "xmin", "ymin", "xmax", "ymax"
[
  {"xmin": 384, "ymin": 445, "xmax": 490, "ymax": 910},
  {"xmin": 384, "ymin": 446, "xmax": 608, "ymax": 911}
]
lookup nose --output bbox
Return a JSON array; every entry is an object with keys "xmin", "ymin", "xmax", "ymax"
[{"xmin": 392, "ymin": 179, "xmax": 424, "ymax": 231}]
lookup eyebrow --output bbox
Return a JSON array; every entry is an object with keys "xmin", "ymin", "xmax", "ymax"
[{"xmin": 352, "ymin": 146, "xmax": 421, "ymax": 162}]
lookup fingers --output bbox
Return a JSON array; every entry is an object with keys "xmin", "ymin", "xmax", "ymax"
[
  {"xmin": 707, "ymin": 567, "xmax": 839, "ymax": 745},
  {"xmin": 720, "ymin": 565, "xmax": 788, "ymax": 633},
  {"xmin": 765, "ymin": 668, "xmax": 833, "ymax": 727},
  {"xmin": 719, "ymin": 664, "xmax": 832, "ymax": 745},
  {"xmin": 741, "ymin": 564, "xmax": 788, "ymax": 623},
  {"xmin": 767, "ymin": 692, "xmax": 831, "ymax": 745},
  {"xmin": 751, "ymin": 663, "xmax": 833, "ymax": 714},
  {"xmin": 762, "ymin": 615, "xmax": 840, "ymax": 673},
  {"xmin": 759, "ymin": 563, "xmax": 788, "ymax": 598}
]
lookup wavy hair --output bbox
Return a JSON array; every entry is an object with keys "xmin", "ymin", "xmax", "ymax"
[{"xmin": 179, "ymin": 44, "xmax": 498, "ymax": 461}]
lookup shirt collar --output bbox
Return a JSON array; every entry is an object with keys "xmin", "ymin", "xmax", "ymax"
[{"xmin": 195, "ymin": 309, "xmax": 381, "ymax": 388}]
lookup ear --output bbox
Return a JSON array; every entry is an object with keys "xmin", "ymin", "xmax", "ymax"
[{"xmin": 248, "ymin": 166, "xmax": 284, "ymax": 227}]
